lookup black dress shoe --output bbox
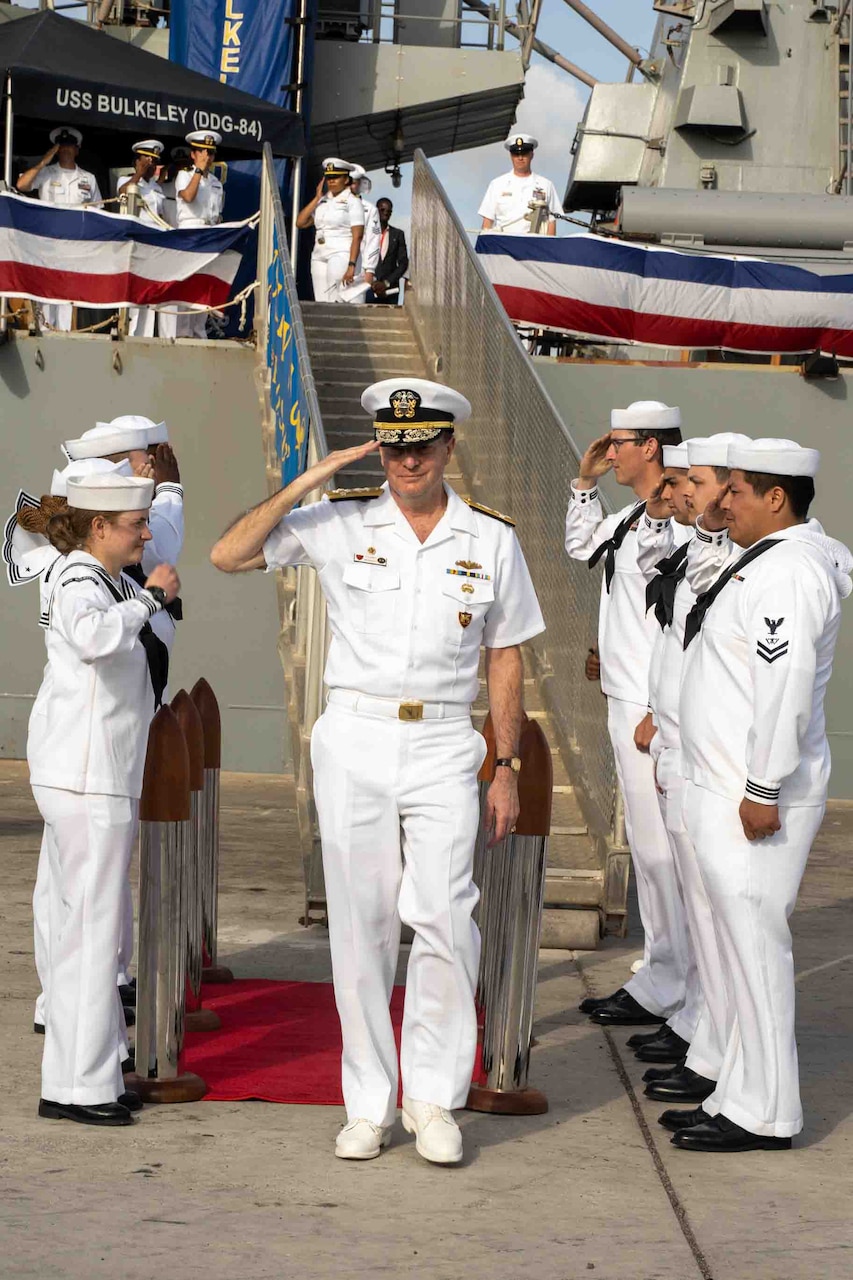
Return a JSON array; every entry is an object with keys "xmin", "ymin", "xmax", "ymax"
[
  {"xmin": 34, "ymin": 1021, "xmax": 45, "ymax": 1035},
  {"xmin": 635, "ymin": 1028, "xmax": 690, "ymax": 1063},
  {"xmin": 122, "ymin": 1005, "xmax": 136, "ymax": 1028},
  {"xmin": 672, "ymin": 1113, "xmax": 792, "ymax": 1152},
  {"xmin": 643, "ymin": 1059, "xmax": 686, "ymax": 1084},
  {"xmin": 589, "ymin": 990, "xmax": 665, "ymax": 1027},
  {"xmin": 658, "ymin": 1105, "xmax": 709, "ymax": 1133},
  {"xmin": 579, "ymin": 988, "xmax": 626, "ymax": 1015},
  {"xmin": 38, "ymin": 1099, "xmax": 133, "ymax": 1127},
  {"xmin": 644, "ymin": 1066, "xmax": 716, "ymax": 1103},
  {"xmin": 121, "ymin": 1054, "xmax": 135, "ymax": 1074},
  {"xmin": 119, "ymin": 983, "xmax": 137, "ymax": 1009},
  {"xmin": 627, "ymin": 1024, "xmax": 670, "ymax": 1050},
  {"xmin": 118, "ymin": 1090, "xmax": 143, "ymax": 1112}
]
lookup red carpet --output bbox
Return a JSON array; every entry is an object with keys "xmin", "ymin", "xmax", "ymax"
[{"xmin": 181, "ymin": 979, "xmax": 405, "ymax": 1105}]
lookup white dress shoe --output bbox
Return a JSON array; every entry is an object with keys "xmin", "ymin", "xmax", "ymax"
[
  {"xmin": 335, "ymin": 1118, "xmax": 392, "ymax": 1160},
  {"xmin": 401, "ymin": 1096, "xmax": 463, "ymax": 1165}
]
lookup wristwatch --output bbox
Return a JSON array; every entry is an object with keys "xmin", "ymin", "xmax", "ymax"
[
  {"xmin": 348, "ymin": 260, "xmax": 357, "ymax": 267},
  {"xmin": 146, "ymin": 585, "xmax": 167, "ymax": 609},
  {"xmin": 495, "ymin": 757, "xmax": 522, "ymax": 774}
]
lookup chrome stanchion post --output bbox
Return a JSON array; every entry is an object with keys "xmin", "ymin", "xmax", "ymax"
[
  {"xmin": 126, "ymin": 705, "xmax": 206, "ymax": 1103},
  {"xmin": 191, "ymin": 678, "xmax": 233, "ymax": 983},
  {"xmin": 467, "ymin": 715, "xmax": 553, "ymax": 1114},
  {"xmin": 172, "ymin": 690, "xmax": 221, "ymax": 1032}
]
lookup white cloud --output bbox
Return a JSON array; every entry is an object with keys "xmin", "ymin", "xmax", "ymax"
[{"xmin": 367, "ymin": 59, "xmax": 588, "ymax": 237}]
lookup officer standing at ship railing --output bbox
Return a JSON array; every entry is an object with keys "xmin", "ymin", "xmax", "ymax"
[
  {"xmin": 478, "ymin": 133, "xmax": 562, "ymax": 236},
  {"xmin": 211, "ymin": 376, "xmax": 544, "ymax": 1166},
  {"xmin": 175, "ymin": 129, "xmax": 224, "ymax": 338}
]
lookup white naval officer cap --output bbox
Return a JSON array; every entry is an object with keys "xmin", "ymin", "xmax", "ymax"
[
  {"xmin": 362, "ymin": 377, "xmax": 471, "ymax": 446},
  {"xmin": 62, "ymin": 420, "xmax": 151, "ymax": 461},
  {"xmin": 611, "ymin": 401, "xmax": 682, "ymax": 432},
  {"xmin": 323, "ymin": 156, "xmax": 356, "ymax": 176},
  {"xmin": 662, "ymin": 440, "xmax": 692, "ymax": 468},
  {"xmin": 727, "ymin": 438, "xmax": 820, "ymax": 477},
  {"xmin": 687, "ymin": 432, "xmax": 752, "ymax": 468},
  {"xmin": 186, "ymin": 129, "xmax": 222, "ymax": 151},
  {"xmin": 50, "ymin": 126, "xmax": 82, "ymax": 147},
  {"xmin": 133, "ymin": 139, "xmax": 164, "ymax": 159},
  {"xmin": 107, "ymin": 413, "xmax": 169, "ymax": 446},
  {"xmin": 50, "ymin": 457, "xmax": 132, "ymax": 497},
  {"xmin": 66, "ymin": 473, "xmax": 154, "ymax": 512},
  {"xmin": 505, "ymin": 133, "xmax": 538, "ymax": 153}
]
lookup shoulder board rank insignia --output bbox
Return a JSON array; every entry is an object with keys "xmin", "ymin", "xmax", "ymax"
[
  {"xmin": 327, "ymin": 487, "xmax": 383, "ymax": 502},
  {"xmin": 464, "ymin": 498, "xmax": 515, "ymax": 527}
]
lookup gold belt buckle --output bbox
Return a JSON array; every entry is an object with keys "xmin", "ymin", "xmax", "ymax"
[{"xmin": 398, "ymin": 700, "xmax": 424, "ymax": 722}]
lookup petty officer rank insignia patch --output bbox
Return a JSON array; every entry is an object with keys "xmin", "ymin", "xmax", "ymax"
[{"xmin": 757, "ymin": 617, "xmax": 788, "ymax": 664}]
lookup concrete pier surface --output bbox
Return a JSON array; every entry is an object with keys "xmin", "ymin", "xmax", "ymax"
[{"xmin": 0, "ymin": 760, "xmax": 851, "ymax": 1280}]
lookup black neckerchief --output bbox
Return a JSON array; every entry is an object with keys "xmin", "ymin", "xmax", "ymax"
[
  {"xmin": 588, "ymin": 500, "xmax": 647, "ymax": 592},
  {"xmin": 646, "ymin": 542, "xmax": 689, "ymax": 631},
  {"xmin": 50, "ymin": 560, "xmax": 169, "ymax": 708},
  {"xmin": 123, "ymin": 562, "xmax": 182, "ymax": 621},
  {"xmin": 683, "ymin": 538, "xmax": 782, "ymax": 650}
]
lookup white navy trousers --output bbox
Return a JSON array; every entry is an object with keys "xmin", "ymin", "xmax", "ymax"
[
  {"xmin": 311, "ymin": 696, "xmax": 487, "ymax": 1126},
  {"xmin": 684, "ymin": 781, "xmax": 824, "ymax": 1137},
  {"xmin": 33, "ymin": 786, "xmax": 136, "ymax": 1105},
  {"xmin": 607, "ymin": 697, "xmax": 691, "ymax": 1018}
]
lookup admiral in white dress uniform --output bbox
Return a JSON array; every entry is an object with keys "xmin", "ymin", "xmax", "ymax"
[
  {"xmin": 564, "ymin": 402, "xmax": 692, "ymax": 1027},
  {"xmin": 672, "ymin": 439, "xmax": 852, "ymax": 1152},
  {"xmin": 478, "ymin": 134, "xmax": 562, "ymax": 236},
  {"xmin": 28, "ymin": 472, "xmax": 179, "ymax": 1127},
  {"xmin": 297, "ymin": 158, "xmax": 365, "ymax": 304},
  {"xmin": 211, "ymin": 378, "xmax": 544, "ymax": 1165},
  {"xmin": 16, "ymin": 127, "xmax": 103, "ymax": 332}
]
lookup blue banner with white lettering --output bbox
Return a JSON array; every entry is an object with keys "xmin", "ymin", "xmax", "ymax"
[{"xmin": 268, "ymin": 232, "xmax": 308, "ymax": 487}]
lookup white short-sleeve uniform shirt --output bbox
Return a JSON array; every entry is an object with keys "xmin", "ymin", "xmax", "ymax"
[
  {"xmin": 117, "ymin": 174, "xmax": 166, "ymax": 227},
  {"xmin": 32, "ymin": 163, "xmax": 102, "ymax": 207},
  {"xmin": 264, "ymin": 482, "xmax": 545, "ymax": 704},
  {"xmin": 477, "ymin": 170, "xmax": 562, "ymax": 234},
  {"xmin": 313, "ymin": 190, "xmax": 365, "ymax": 249},
  {"xmin": 175, "ymin": 169, "xmax": 224, "ymax": 227}
]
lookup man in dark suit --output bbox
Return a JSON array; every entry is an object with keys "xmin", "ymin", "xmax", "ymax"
[{"xmin": 367, "ymin": 199, "xmax": 408, "ymax": 305}]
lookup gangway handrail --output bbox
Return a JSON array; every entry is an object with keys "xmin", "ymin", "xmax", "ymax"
[{"xmin": 408, "ymin": 148, "xmax": 627, "ymax": 928}]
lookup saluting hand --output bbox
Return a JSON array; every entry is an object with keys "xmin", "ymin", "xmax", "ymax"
[
  {"xmin": 152, "ymin": 443, "xmax": 180, "ymax": 486},
  {"xmin": 303, "ymin": 439, "xmax": 381, "ymax": 493},
  {"xmin": 645, "ymin": 477, "xmax": 672, "ymax": 521},
  {"xmin": 133, "ymin": 458, "xmax": 155, "ymax": 480},
  {"xmin": 43, "ymin": 145, "xmax": 60, "ymax": 166},
  {"xmin": 701, "ymin": 489, "xmax": 729, "ymax": 533},
  {"xmin": 578, "ymin": 433, "xmax": 613, "ymax": 487},
  {"xmin": 145, "ymin": 563, "xmax": 181, "ymax": 604},
  {"xmin": 739, "ymin": 798, "xmax": 782, "ymax": 841}
]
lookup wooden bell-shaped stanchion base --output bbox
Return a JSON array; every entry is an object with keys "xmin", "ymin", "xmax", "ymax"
[
  {"xmin": 466, "ymin": 714, "xmax": 553, "ymax": 1116},
  {"xmin": 191, "ymin": 677, "xmax": 234, "ymax": 985},
  {"xmin": 466, "ymin": 1083, "xmax": 549, "ymax": 1115},
  {"xmin": 123, "ymin": 1071, "xmax": 207, "ymax": 1104},
  {"xmin": 185, "ymin": 1008, "xmax": 222, "ymax": 1032}
]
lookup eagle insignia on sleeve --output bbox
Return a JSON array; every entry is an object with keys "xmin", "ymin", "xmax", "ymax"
[{"xmin": 757, "ymin": 617, "xmax": 788, "ymax": 664}]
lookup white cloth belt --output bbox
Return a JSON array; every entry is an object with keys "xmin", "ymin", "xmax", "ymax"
[{"xmin": 327, "ymin": 688, "xmax": 470, "ymax": 721}]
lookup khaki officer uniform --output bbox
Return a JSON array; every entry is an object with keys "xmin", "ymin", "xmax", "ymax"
[
  {"xmin": 175, "ymin": 130, "xmax": 224, "ymax": 338},
  {"xmin": 679, "ymin": 439, "xmax": 852, "ymax": 1146},
  {"xmin": 263, "ymin": 379, "xmax": 544, "ymax": 1134},
  {"xmin": 30, "ymin": 127, "xmax": 102, "ymax": 332},
  {"xmin": 118, "ymin": 140, "xmax": 167, "ymax": 339}
]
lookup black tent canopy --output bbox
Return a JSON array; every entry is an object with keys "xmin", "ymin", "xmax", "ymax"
[{"xmin": 0, "ymin": 11, "xmax": 305, "ymax": 166}]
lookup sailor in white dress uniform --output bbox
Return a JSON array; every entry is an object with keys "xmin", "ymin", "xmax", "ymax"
[
  {"xmin": 297, "ymin": 158, "xmax": 365, "ymax": 304},
  {"xmin": 478, "ymin": 134, "xmax": 562, "ymax": 235},
  {"xmin": 349, "ymin": 165, "xmax": 381, "ymax": 304},
  {"xmin": 175, "ymin": 130, "xmax": 224, "ymax": 338},
  {"xmin": 16, "ymin": 127, "xmax": 103, "ymax": 332},
  {"xmin": 29, "ymin": 472, "xmax": 179, "ymax": 1126},
  {"xmin": 118, "ymin": 140, "xmax": 167, "ymax": 339},
  {"xmin": 565, "ymin": 401, "xmax": 692, "ymax": 1027},
  {"xmin": 672, "ymin": 438, "xmax": 852, "ymax": 1152},
  {"xmin": 211, "ymin": 377, "xmax": 544, "ymax": 1165}
]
